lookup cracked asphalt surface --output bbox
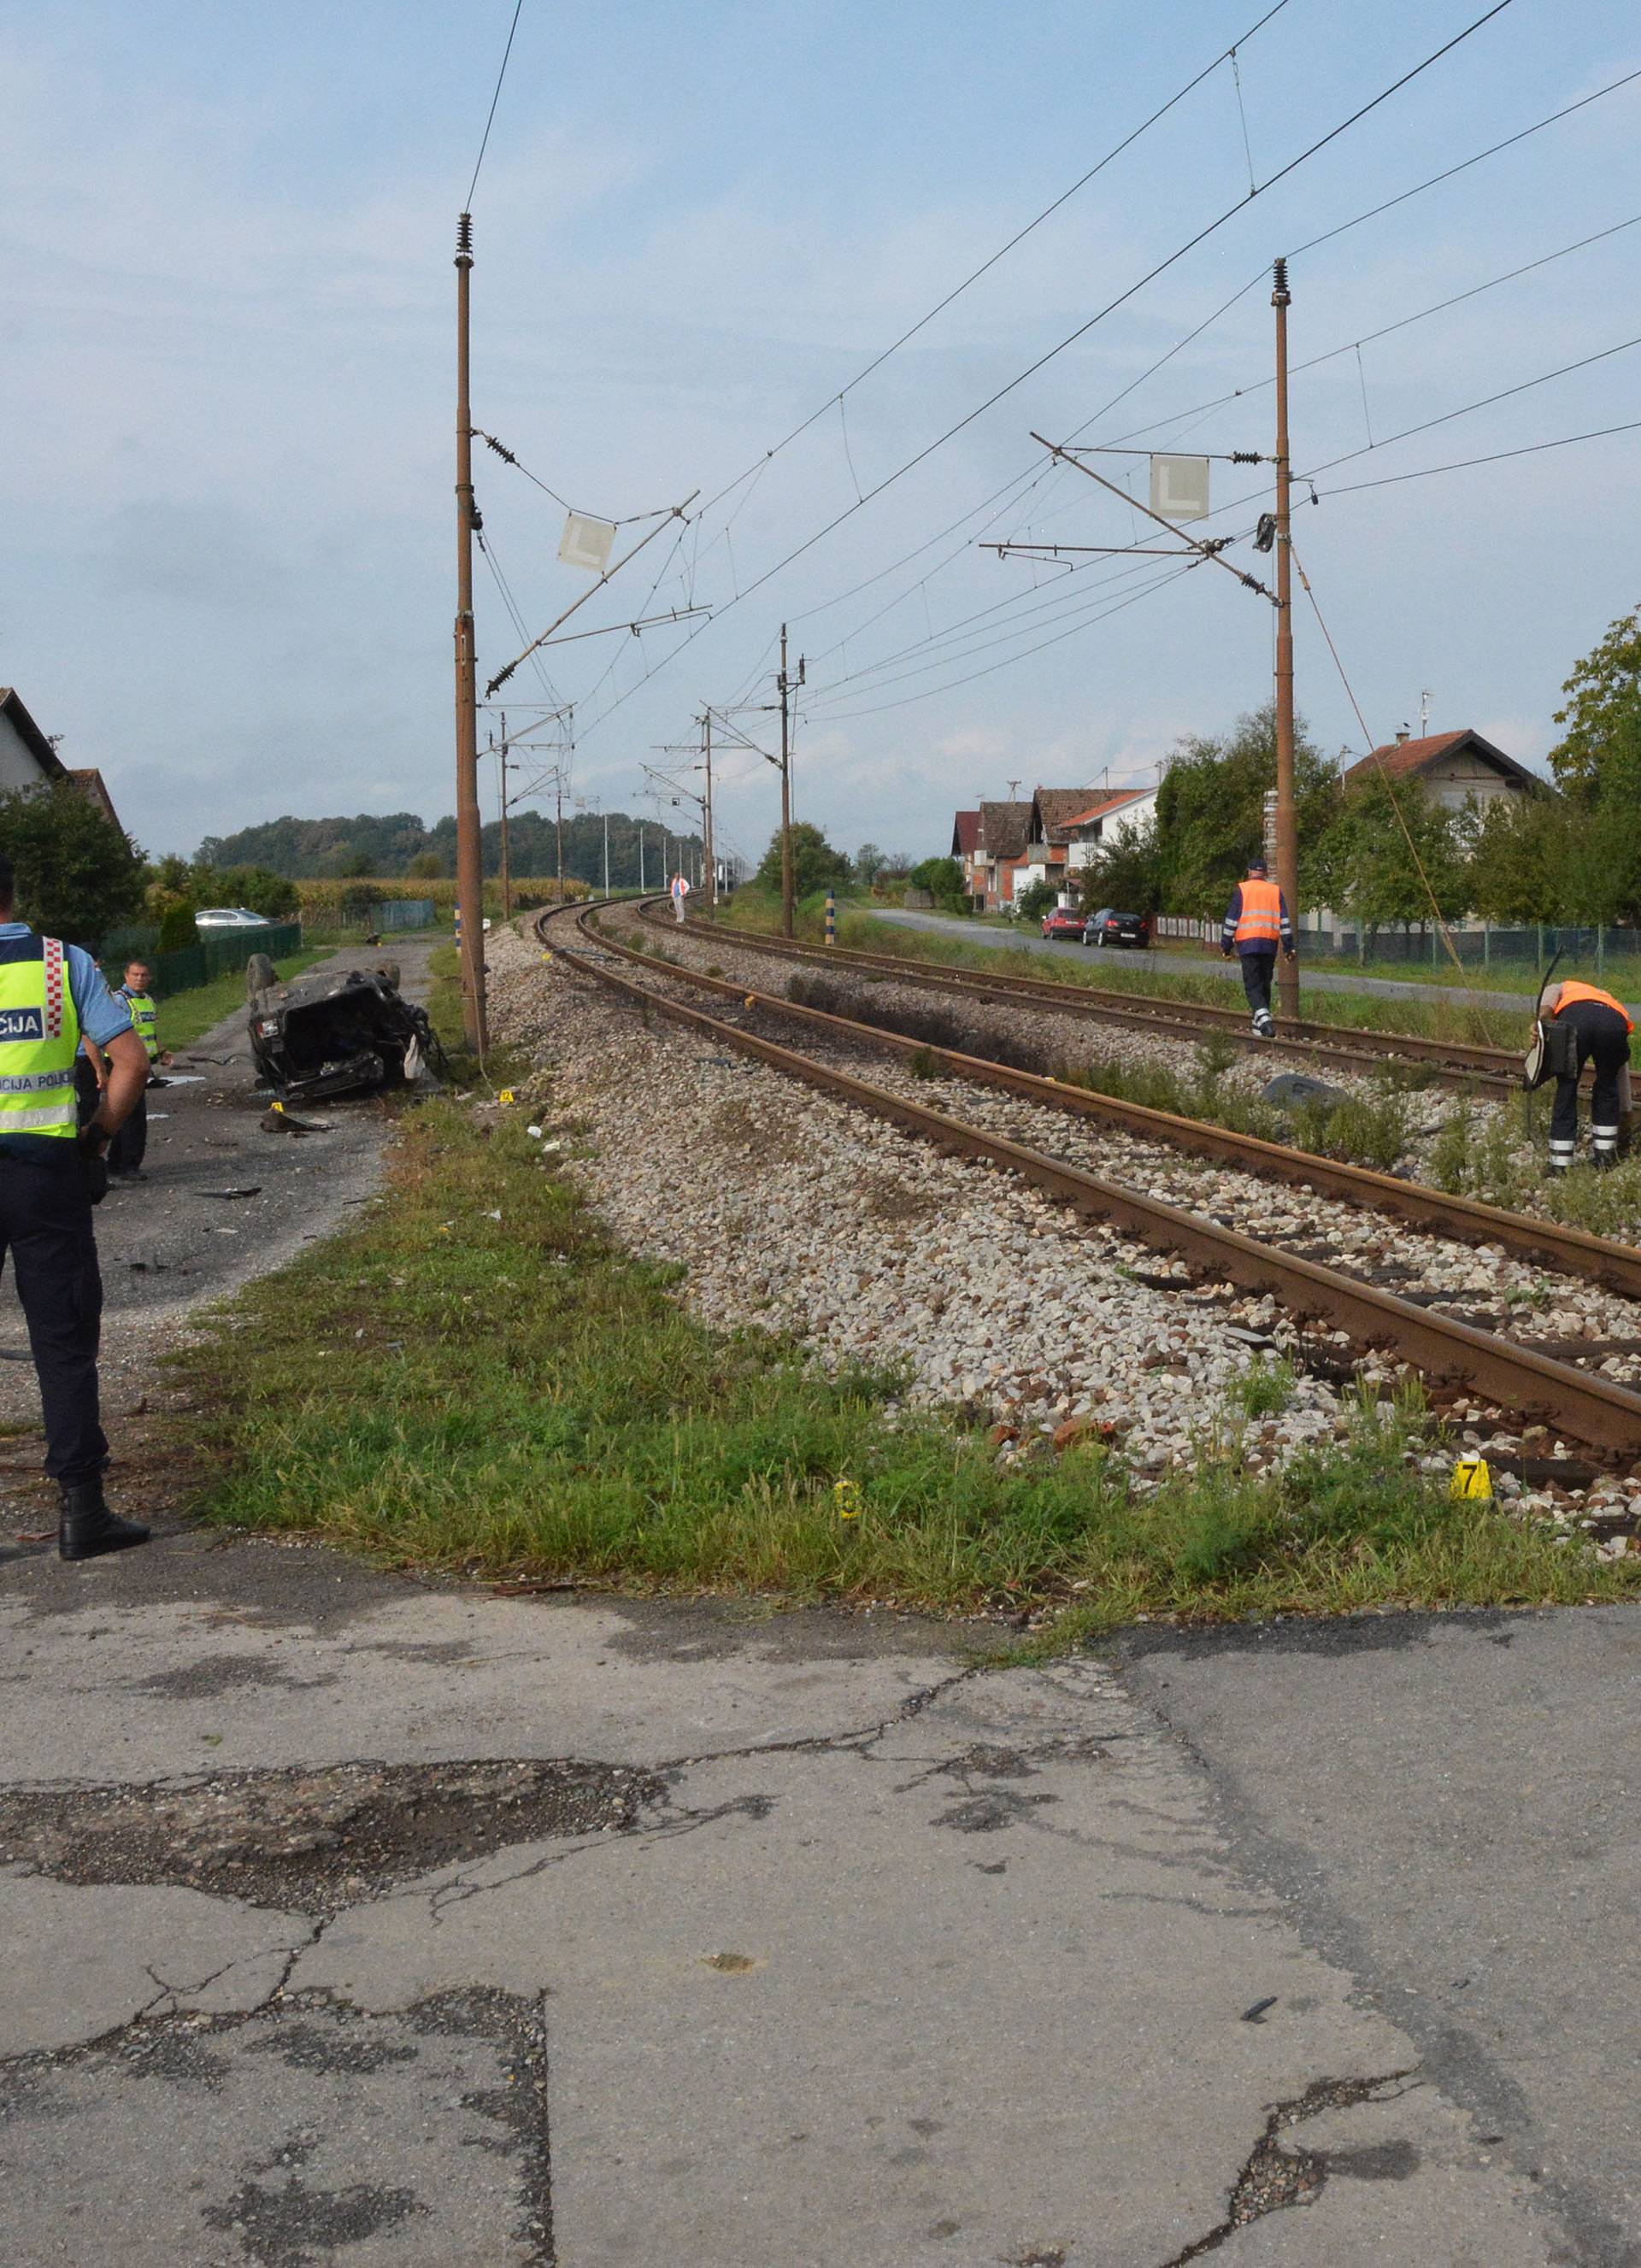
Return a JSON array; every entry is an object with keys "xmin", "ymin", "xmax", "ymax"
[
  {"xmin": 1, "ymin": 1524, "xmax": 1626, "ymax": 2264},
  {"xmin": 0, "ymin": 939, "xmax": 1632, "ymax": 2261}
]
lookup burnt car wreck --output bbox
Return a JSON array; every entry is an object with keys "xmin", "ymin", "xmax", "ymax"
[{"xmin": 248, "ymin": 961, "xmax": 446, "ymax": 1105}]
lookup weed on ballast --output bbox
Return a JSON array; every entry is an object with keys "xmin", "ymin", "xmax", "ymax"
[
  {"xmin": 1287, "ymin": 1090, "xmax": 1409, "ymax": 1172},
  {"xmin": 1231, "ymin": 1357, "xmax": 1296, "ymax": 1419},
  {"xmin": 173, "ymin": 1102, "xmax": 1641, "ymax": 1636}
]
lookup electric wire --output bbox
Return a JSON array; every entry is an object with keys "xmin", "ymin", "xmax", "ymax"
[
  {"xmin": 1096, "ymin": 208, "xmax": 1641, "ymax": 451},
  {"xmin": 576, "ymin": 0, "xmax": 1520, "ymax": 745},
  {"xmin": 1315, "ymin": 415, "xmax": 1641, "ymax": 496},
  {"xmin": 800, "ymin": 91, "xmax": 1641, "ymax": 662},
  {"xmin": 465, "ymin": 0, "xmax": 526, "ymax": 209},
  {"xmin": 685, "ymin": 0, "xmax": 1298, "ymax": 526},
  {"xmin": 810, "ymin": 561, "xmax": 1206, "ymax": 724}
]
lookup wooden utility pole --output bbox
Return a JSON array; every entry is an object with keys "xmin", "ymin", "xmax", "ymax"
[
  {"xmin": 777, "ymin": 624, "xmax": 803, "ymax": 937},
  {"xmin": 702, "ymin": 708, "xmax": 716, "ymax": 907},
  {"xmin": 453, "ymin": 213, "xmax": 487, "ymax": 1050},
  {"xmin": 497, "ymin": 710, "xmax": 513, "ymax": 923},
  {"xmin": 1272, "ymin": 256, "xmax": 1299, "ymax": 1021}
]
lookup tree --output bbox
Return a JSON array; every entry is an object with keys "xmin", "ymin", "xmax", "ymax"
[
  {"xmin": 1309, "ymin": 776, "xmax": 1471, "ymax": 931},
  {"xmin": 409, "ymin": 850, "xmax": 444, "ymax": 880},
  {"xmin": 1152, "ymin": 702, "xmax": 1339, "ymax": 915},
  {"xmin": 0, "ymin": 782, "xmax": 144, "ymax": 949},
  {"xmin": 908, "ymin": 855, "xmax": 967, "ymax": 910},
  {"xmin": 1549, "ymin": 606, "xmax": 1641, "ymax": 805},
  {"xmin": 195, "ymin": 863, "xmax": 300, "ymax": 917},
  {"xmin": 1075, "ymin": 821, "xmax": 1162, "ymax": 914},
  {"xmin": 755, "ymin": 822, "xmax": 850, "ymax": 901},
  {"xmin": 854, "ymin": 843, "xmax": 887, "ymax": 885},
  {"xmin": 1014, "ymin": 878, "xmax": 1056, "ymax": 921}
]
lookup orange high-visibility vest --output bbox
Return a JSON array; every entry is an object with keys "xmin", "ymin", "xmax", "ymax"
[
  {"xmin": 1552, "ymin": 980, "xmax": 1634, "ymax": 1032},
  {"xmin": 1233, "ymin": 878, "xmax": 1284, "ymax": 947}
]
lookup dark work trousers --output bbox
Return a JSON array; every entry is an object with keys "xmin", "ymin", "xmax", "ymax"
[
  {"xmin": 74, "ymin": 1055, "xmax": 101, "ymax": 1128},
  {"xmin": 1550, "ymin": 1001, "xmax": 1632, "ymax": 1166},
  {"xmin": 1238, "ymin": 951, "xmax": 1278, "ymax": 1019},
  {"xmin": 0, "ymin": 1152, "xmax": 107, "ymax": 1487},
  {"xmin": 109, "ymin": 1088, "xmax": 147, "ymax": 1175}
]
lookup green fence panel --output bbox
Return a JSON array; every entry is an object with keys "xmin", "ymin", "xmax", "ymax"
[{"xmin": 98, "ymin": 922, "xmax": 303, "ymax": 1002}]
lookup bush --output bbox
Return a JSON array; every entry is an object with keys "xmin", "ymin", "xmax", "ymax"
[
  {"xmin": 157, "ymin": 900, "xmax": 199, "ymax": 952},
  {"xmin": 909, "ymin": 855, "xmax": 968, "ymax": 911},
  {"xmin": 1015, "ymin": 879, "xmax": 1056, "ymax": 922}
]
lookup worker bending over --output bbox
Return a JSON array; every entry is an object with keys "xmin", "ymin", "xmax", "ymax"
[
  {"xmin": 1543, "ymin": 979, "xmax": 1632, "ymax": 1175},
  {"xmin": 1220, "ymin": 858, "xmax": 1295, "ymax": 1037}
]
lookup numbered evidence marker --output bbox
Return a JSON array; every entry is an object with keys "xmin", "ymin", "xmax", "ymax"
[
  {"xmin": 1450, "ymin": 1457, "xmax": 1493, "ymax": 1500},
  {"xmin": 498, "ymin": 1089, "xmax": 515, "ymax": 1105}
]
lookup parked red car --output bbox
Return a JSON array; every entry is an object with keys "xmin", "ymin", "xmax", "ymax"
[{"xmin": 1040, "ymin": 907, "xmax": 1085, "ymax": 942}]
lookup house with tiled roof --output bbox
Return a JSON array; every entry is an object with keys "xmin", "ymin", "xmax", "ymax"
[
  {"xmin": 1340, "ymin": 728, "xmax": 1543, "ymax": 814},
  {"xmin": 968, "ymin": 800, "xmax": 1033, "ymax": 911},
  {"xmin": 1019, "ymin": 784, "xmax": 1159, "ymax": 900}
]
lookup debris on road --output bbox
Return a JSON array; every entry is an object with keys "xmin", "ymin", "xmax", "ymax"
[{"xmin": 248, "ymin": 964, "xmax": 445, "ymax": 1106}]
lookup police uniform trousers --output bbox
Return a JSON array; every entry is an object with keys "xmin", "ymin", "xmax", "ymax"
[
  {"xmin": 1550, "ymin": 1000, "xmax": 1631, "ymax": 1166},
  {"xmin": 0, "ymin": 1149, "xmax": 108, "ymax": 1486},
  {"xmin": 1239, "ymin": 950, "xmax": 1277, "ymax": 1019},
  {"xmin": 109, "ymin": 1088, "xmax": 147, "ymax": 1175}
]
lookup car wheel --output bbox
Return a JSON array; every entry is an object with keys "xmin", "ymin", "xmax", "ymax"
[{"xmin": 244, "ymin": 952, "xmax": 275, "ymax": 1002}]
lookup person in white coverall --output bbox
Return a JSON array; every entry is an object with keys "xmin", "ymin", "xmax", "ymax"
[{"xmin": 670, "ymin": 872, "xmax": 691, "ymax": 924}]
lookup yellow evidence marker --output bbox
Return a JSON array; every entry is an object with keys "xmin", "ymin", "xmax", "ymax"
[
  {"xmin": 1450, "ymin": 1456, "xmax": 1493, "ymax": 1500},
  {"xmin": 833, "ymin": 1478, "xmax": 862, "ymax": 1520}
]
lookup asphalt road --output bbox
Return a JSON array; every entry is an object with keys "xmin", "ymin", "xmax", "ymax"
[
  {"xmin": 877, "ymin": 909, "xmax": 1611, "ymax": 1016},
  {"xmin": 0, "ymin": 1505, "xmax": 1631, "ymax": 2262}
]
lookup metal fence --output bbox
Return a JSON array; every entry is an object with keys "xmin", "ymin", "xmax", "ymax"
[
  {"xmin": 98, "ymin": 922, "xmax": 303, "ymax": 1001},
  {"xmin": 371, "ymin": 897, "xmax": 438, "ymax": 931},
  {"xmin": 1152, "ymin": 914, "xmax": 1641, "ymax": 978}
]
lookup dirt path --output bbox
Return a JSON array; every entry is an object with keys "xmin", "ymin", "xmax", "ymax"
[{"xmin": 0, "ymin": 937, "xmax": 438, "ymax": 1531}]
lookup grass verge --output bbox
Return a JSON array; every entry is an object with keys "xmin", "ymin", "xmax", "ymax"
[
  {"xmin": 162, "ymin": 952, "xmax": 327, "ymax": 1052},
  {"xmin": 174, "ymin": 1095, "xmax": 1640, "ymax": 1632},
  {"xmin": 713, "ymin": 895, "xmax": 1528, "ymax": 1050}
]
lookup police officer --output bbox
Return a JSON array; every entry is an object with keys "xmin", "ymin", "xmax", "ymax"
[
  {"xmin": 95, "ymin": 958, "xmax": 170, "ymax": 1183},
  {"xmin": 1541, "ymin": 979, "xmax": 1633, "ymax": 1174},
  {"xmin": 1220, "ymin": 858, "xmax": 1295, "ymax": 1037},
  {"xmin": 0, "ymin": 855, "xmax": 152, "ymax": 1558}
]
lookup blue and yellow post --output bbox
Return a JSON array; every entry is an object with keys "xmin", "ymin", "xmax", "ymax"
[{"xmin": 825, "ymin": 887, "xmax": 837, "ymax": 947}]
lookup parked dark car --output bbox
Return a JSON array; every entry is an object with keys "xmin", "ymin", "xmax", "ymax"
[
  {"xmin": 1083, "ymin": 908, "xmax": 1151, "ymax": 949},
  {"xmin": 1040, "ymin": 907, "xmax": 1085, "ymax": 942},
  {"xmin": 248, "ymin": 964, "xmax": 445, "ymax": 1105}
]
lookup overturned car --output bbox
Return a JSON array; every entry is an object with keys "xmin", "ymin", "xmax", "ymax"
[{"xmin": 247, "ymin": 960, "xmax": 446, "ymax": 1105}]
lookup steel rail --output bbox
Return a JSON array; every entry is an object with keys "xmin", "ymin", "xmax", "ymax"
[
  {"xmin": 579, "ymin": 905, "xmax": 1641, "ymax": 1298},
  {"xmin": 544, "ymin": 906, "xmax": 1641, "ymax": 1455},
  {"xmin": 636, "ymin": 899, "xmax": 1518, "ymax": 1091}
]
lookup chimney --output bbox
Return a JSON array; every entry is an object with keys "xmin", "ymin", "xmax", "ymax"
[{"xmin": 1395, "ymin": 726, "xmax": 1411, "ymax": 745}]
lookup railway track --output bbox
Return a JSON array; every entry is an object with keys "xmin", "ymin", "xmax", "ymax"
[
  {"xmin": 540, "ymin": 902, "xmax": 1641, "ymax": 1459},
  {"xmin": 636, "ymin": 899, "xmax": 1520, "ymax": 1094}
]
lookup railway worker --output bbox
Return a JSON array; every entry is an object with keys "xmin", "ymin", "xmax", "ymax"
[
  {"xmin": 669, "ymin": 868, "xmax": 691, "ymax": 925},
  {"xmin": 0, "ymin": 855, "xmax": 152, "ymax": 1559},
  {"xmin": 1541, "ymin": 978, "xmax": 1633, "ymax": 1174},
  {"xmin": 1220, "ymin": 858, "xmax": 1295, "ymax": 1037}
]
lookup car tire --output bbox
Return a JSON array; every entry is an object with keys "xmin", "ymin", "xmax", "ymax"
[{"xmin": 244, "ymin": 952, "xmax": 275, "ymax": 1002}]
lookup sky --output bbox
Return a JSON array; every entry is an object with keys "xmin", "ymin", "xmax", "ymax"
[{"xmin": 4, "ymin": 0, "xmax": 1639, "ymax": 866}]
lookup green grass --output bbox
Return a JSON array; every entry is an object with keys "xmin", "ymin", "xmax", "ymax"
[
  {"xmin": 160, "ymin": 952, "xmax": 327, "ymax": 1051},
  {"xmin": 171, "ymin": 1096, "xmax": 1640, "ymax": 1633},
  {"xmin": 712, "ymin": 898, "xmax": 1531, "ymax": 1051}
]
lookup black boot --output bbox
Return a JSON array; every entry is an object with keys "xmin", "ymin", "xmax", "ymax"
[{"xmin": 58, "ymin": 1480, "xmax": 150, "ymax": 1562}]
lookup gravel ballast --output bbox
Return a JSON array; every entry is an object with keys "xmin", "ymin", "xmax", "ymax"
[{"xmin": 486, "ymin": 919, "xmax": 1641, "ymax": 1544}]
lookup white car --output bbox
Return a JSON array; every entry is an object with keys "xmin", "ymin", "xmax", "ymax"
[{"xmin": 194, "ymin": 906, "xmax": 277, "ymax": 931}]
